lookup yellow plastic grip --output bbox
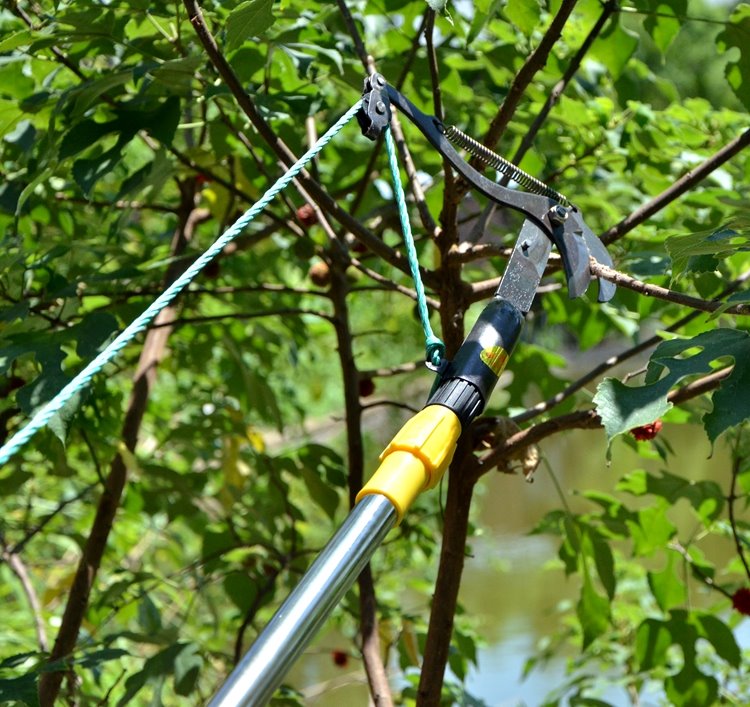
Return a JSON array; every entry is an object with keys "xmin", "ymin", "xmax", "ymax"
[{"xmin": 356, "ymin": 404, "xmax": 462, "ymax": 522}]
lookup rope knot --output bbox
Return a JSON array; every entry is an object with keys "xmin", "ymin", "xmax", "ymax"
[{"xmin": 425, "ymin": 337, "xmax": 445, "ymax": 368}]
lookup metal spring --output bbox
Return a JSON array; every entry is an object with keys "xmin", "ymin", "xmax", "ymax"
[{"xmin": 443, "ymin": 124, "xmax": 569, "ymax": 206}]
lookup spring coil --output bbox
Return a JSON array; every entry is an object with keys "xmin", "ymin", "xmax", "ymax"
[{"xmin": 443, "ymin": 124, "xmax": 569, "ymax": 206}]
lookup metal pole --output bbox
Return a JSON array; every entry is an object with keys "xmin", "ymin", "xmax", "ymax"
[{"xmin": 208, "ymin": 494, "xmax": 398, "ymax": 707}]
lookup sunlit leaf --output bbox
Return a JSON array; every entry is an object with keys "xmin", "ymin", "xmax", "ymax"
[
  {"xmin": 226, "ymin": 0, "xmax": 275, "ymax": 51},
  {"xmin": 594, "ymin": 329, "xmax": 750, "ymax": 444}
]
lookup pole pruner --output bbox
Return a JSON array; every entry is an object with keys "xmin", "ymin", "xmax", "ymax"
[
  {"xmin": 209, "ymin": 74, "xmax": 617, "ymax": 707},
  {"xmin": 354, "ymin": 73, "xmax": 616, "ymax": 521}
]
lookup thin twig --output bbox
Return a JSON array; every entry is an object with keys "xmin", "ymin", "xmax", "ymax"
[
  {"xmin": 10, "ymin": 485, "xmax": 96, "ymax": 556},
  {"xmin": 1, "ymin": 545, "xmax": 49, "ymax": 651},
  {"xmin": 359, "ymin": 360, "xmax": 423, "ymax": 379},
  {"xmin": 514, "ymin": 269, "xmax": 750, "ymax": 423},
  {"xmin": 591, "ymin": 261, "xmax": 750, "ymax": 315},
  {"xmin": 156, "ymin": 308, "xmax": 335, "ymax": 328},
  {"xmin": 602, "ymin": 128, "xmax": 750, "ymax": 245},
  {"xmin": 476, "ymin": 0, "xmax": 578, "ymax": 158},
  {"xmin": 478, "ymin": 366, "xmax": 733, "ymax": 477},
  {"xmin": 669, "ymin": 541, "xmax": 735, "ymax": 599},
  {"xmin": 511, "ymin": 1, "xmax": 617, "ymax": 166},
  {"xmin": 728, "ymin": 448, "xmax": 750, "ymax": 580}
]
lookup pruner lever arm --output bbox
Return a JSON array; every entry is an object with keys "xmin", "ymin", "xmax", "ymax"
[{"xmin": 357, "ymin": 72, "xmax": 616, "ymax": 304}]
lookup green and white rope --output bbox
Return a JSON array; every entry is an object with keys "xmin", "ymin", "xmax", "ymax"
[
  {"xmin": 383, "ymin": 126, "xmax": 445, "ymax": 368},
  {"xmin": 0, "ymin": 100, "xmax": 362, "ymax": 467}
]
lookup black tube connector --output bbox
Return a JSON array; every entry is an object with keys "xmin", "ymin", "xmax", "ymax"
[{"xmin": 427, "ymin": 298, "xmax": 524, "ymax": 428}]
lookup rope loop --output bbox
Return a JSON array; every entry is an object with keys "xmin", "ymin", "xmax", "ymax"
[
  {"xmin": 383, "ymin": 126, "xmax": 445, "ymax": 369},
  {"xmin": 425, "ymin": 336, "xmax": 445, "ymax": 369}
]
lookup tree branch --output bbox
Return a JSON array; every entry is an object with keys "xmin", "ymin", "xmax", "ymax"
[
  {"xmin": 416, "ymin": 439, "xmax": 477, "ymax": 706},
  {"xmin": 602, "ymin": 127, "xmax": 750, "ymax": 245},
  {"xmin": 477, "ymin": 0, "xmax": 578, "ymax": 157},
  {"xmin": 38, "ymin": 185, "xmax": 203, "ymax": 706},
  {"xmin": 510, "ymin": 1, "xmax": 617, "ymax": 167},
  {"xmin": 591, "ymin": 260, "xmax": 750, "ymax": 315},
  {"xmin": 1, "ymin": 544, "xmax": 49, "ymax": 652},
  {"xmin": 478, "ymin": 366, "xmax": 733, "ymax": 477},
  {"xmin": 728, "ymin": 452, "xmax": 750, "ymax": 581},
  {"xmin": 183, "ymin": 0, "xmax": 427, "ymax": 285}
]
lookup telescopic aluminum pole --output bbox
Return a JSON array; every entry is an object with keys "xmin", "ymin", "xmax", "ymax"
[
  {"xmin": 208, "ymin": 298, "xmax": 530, "ymax": 706},
  {"xmin": 208, "ymin": 494, "xmax": 398, "ymax": 707}
]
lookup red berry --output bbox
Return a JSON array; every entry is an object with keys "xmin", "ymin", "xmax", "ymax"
[
  {"xmin": 331, "ymin": 650, "xmax": 348, "ymax": 667},
  {"xmin": 358, "ymin": 378, "xmax": 375, "ymax": 398},
  {"xmin": 629, "ymin": 419, "xmax": 663, "ymax": 441},
  {"xmin": 351, "ymin": 241, "xmax": 367, "ymax": 254},
  {"xmin": 297, "ymin": 203, "xmax": 317, "ymax": 226},
  {"xmin": 195, "ymin": 173, "xmax": 211, "ymax": 186},
  {"xmin": 732, "ymin": 587, "xmax": 750, "ymax": 615}
]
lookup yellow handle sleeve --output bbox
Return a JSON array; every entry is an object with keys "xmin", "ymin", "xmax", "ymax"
[{"xmin": 356, "ymin": 405, "xmax": 462, "ymax": 522}]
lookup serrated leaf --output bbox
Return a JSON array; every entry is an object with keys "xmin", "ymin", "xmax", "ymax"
[
  {"xmin": 0, "ymin": 674, "xmax": 40, "ymax": 707},
  {"xmin": 666, "ymin": 221, "xmax": 750, "ymax": 279},
  {"xmin": 627, "ymin": 503, "xmax": 676, "ymax": 556},
  {"xmin": 226, "ymin": 0, "xmax": 275, "ymax": 52},
  {"xmin": 594, "ymin": 329, "xmax": 750, "ymax": 444},
  {"xmin": 717, "ymin": 4, "xmax": 750, "ymax": 110}
]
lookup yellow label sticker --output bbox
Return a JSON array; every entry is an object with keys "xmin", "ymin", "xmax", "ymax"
[{"xmin": 480, "ymin": 346, "xmax": 508, "ymax": 376}]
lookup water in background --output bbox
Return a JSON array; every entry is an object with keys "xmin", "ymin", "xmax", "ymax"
[{"xmin": 285, "ymin": 423, "xmax": 746, "ymax": 704}]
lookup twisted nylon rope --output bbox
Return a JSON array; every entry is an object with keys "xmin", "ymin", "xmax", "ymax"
[
  {"xmin": 0, "ymin": 100, "xmax": 362, "ymax": 467},
  {"xmin": 383, "ymin": 126, "xmax": 445, "ymax": 368}
]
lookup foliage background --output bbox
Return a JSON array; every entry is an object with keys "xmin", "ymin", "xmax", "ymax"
[{"xmin": 0, "ymin": 0, "xmax": 749, "ymax": 705}]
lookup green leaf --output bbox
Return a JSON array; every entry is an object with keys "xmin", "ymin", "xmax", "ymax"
[
  {"xmin": 616, "ymin": 469, "xmax": 724, "ymax": 524},
  {"xmin": 647, "ymin": 552, "xmax": 687, "ymax": 611},
  {"xmin": 635, "ymin": 617, "xmax": 672, "ymax": 670},
  {"xmin": 0, "ymin": 673, "xmax": 39, "ymax": 707},
  {"xmin": 635, "ymin": 0, "xmax": 686, "ymax": 53},
  {"xmin": 591, "ymin": 18, "xmax": 639, "ymax": 78},
  {"xmin": 666, "ymin": 221, "xmax": 750, "ymax": 279},
  {"xmin": 137, "ymin": 595, "xmax": 162, "ymax": 634},
  {"xmin": 0, "ymin": 98, "xmax": 24, "ymax": 138},
  {"xmin": 226, "ymin": 0, "xmax": 276, "ymax": 51},
  {"xmin": 589, "ymin": 533, "xmax": 616, "ymax": 600},
  {"xmin": 173, "ymin": 643, "xmax": 202, "ymax": 696},
  {"xmin": 577, "ymin": 570, "xmax": 610, "ymax": 649},
  {"xmin": 0, "ymin": 29, "xmax": 34, "ymax": 53},
  {"xmin": 692, "ymin": 613, "xmax": 741, "ymax": 668},
  {"xmin": 594, "ymin": 329, "xmax": 750, "ymax": 444},
  {"xmin": 716, "ymin": 3, "xmax": 750, "ymax": 110},
  {"xmin": 627, "ymin": 503, "xmax": 676, "ymax": 556},
  {"xmin": 666, "ymin": 665, "xmax": 717, "ymax": 706},
  {"xmin": 295, "ymin": 444, "xmax": 345, "ymax": 519},
  {"xmin": 504, "ymin": 0, "xmax": 541, "ymax": 37},
  {"xmin": 223, "ymin": 571, "xmax": 259, "ymax": 613},
  {"xmin": 116, "ymin": 643, "xmax": 188, "ymax": 706}
]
